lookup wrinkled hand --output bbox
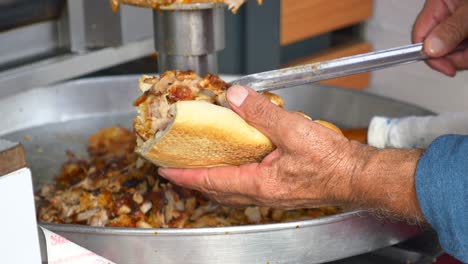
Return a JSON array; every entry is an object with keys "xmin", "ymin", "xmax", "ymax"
[
  {"xmin": 412, "ymin": 0, "xmax": 468, "ymax": 76},
  {"xmin": 158, "ymin": 86, "xmax": 363, "ymax": 209}
]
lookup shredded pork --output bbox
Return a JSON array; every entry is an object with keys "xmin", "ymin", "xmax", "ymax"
[
  {"xmin": 36, "ymin": 127, "xmax": 341, "ymax": 228},
  {"xmin": 110, "ymin": 0, "xmax": 262, "ymax": 13},
  {"xmin": 36, "ymin": 70, "xmax": 340, "ymax": 228},
  {"xmin": 133, "ymin": 71, "xmax": 229, "ymax": 142}
]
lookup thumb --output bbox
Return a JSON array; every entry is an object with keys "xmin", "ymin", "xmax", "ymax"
[
  {"xmin": 226, "ymin": 85, "xmax": 295, "ymax": 143},
  {"xmin": 425, "ymin": 3, "xmax": 468, "ymax": 57}
]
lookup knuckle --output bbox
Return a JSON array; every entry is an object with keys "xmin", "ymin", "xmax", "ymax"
[
  {"xmin": 245, "ymin": 99, "xmax": 281, "ymax": 130},
  {"xmin": 245, "ymin": 98, "xmax": 273, "ymax": 120},
  {"xmin": 278, "ymin": 126, "xmax": 295, "ymax": 143},
  {"xmin": 441, "ymin": 19, "xmax": 465, "ymax": 43},
  {"xmin": 293, "ymin": 121, "xmax": 313, "ymax": 138},
  {"xmin": 280, "ymin": 119, "xmax": 313, "ymax": 148}
]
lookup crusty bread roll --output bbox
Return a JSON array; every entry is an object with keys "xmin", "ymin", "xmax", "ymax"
[
  {"xmin": 133, "ymin": 71, "xmax": 276, "ymax": 168},
  {"xmin": 136, "ymin": 100, "xmax": 274, "ymax": 168}
]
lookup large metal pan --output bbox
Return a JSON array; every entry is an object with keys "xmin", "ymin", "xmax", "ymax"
[{"xmin": 0, "ymin": 75, "xmax": 432, "ymax": 263}]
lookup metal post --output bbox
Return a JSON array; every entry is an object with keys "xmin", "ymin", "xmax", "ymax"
[{"xmin": 154, "ymin": 3, "xmax": 225, "ymax": 75}]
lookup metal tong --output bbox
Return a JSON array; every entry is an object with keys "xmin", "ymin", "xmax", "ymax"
[{"xmin": 230, "ymin": 43, "xmax": 429, "ymax": 93}]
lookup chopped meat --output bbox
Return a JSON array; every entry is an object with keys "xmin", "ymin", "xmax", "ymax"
[
  {"xmin": 136, "ymin": 221, "xmax": 153, "ymax": 228},
  {"xmin": 134, "ymin": 71, "xmax": 229, "ymax": 144},
  {"xmin": 36, "ymin": 72, "xmax": 342, "ymax": 229},
  {"xmin": 245, "ymin": 207, "xmax": 261, "ymax": 224},
  {"xmin": 140, "ymin": 201, "xmax": 153, "ymax": 214},
  {"xmin": 133, "ymin": 92, "xmax": 149, "ymax": 107},
  {"xmin": 76, "ymin": 208, "xmax": 100, "ymax": 222},
  {"xmin": 133, "ymin": 192, "xmax": 144, "ymax": 204},
  {"xmin": 36, "ymin": 127, "xmax": 340, "ymax": 228},
  {"xmin": 134, "ymin": 71, "xmax": 290, "ymax": 147},
  {"xmin": 36, "ymin": 71, "xmax": 341, "ymax": 229},
  {"xmin": 89, "ymin": 210, "xmax": 109, "ymax": 227},
  {"xmin": 149, "ymin": 96, "xmax": 173, "ymax": 135},
  {"xmin": 110, "ymin": 0, "xmax": 262, "ymax": 13},
  {"xmin": 168, "ymin": 85, "xmax": 195, "ymax": 102},
  {"xmin": 199, "ymin": 74, "xmax": 229, "ymax": 95}
]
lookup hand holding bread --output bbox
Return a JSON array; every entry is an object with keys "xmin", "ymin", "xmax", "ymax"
[
  {"xmin": 157, "ymin": 85, "xmax": 359, "ymax": 209},
  {"xmin": 133, "ymin": 71, "xmax": 343, "ymax": 169}
]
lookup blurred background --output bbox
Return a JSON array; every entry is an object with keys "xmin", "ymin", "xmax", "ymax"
[{"xmin": 0, "ymin": 0, "xmax": 467, "ymax": 112}]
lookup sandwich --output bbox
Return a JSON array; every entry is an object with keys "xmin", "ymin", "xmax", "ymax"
[{"xmin": 133, "ymin": 70, "xmax": 341, "ymax": 168}]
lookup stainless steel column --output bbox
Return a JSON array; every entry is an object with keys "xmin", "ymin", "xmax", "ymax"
[{"xmin": 154, "ymin": 3, "xmax": 225, "ymax": 75}]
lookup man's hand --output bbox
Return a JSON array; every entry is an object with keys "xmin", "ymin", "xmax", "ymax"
[
  {"xmin": 412, "ymin": 0, "xmax": 468, "ymax": 76},
  {"xmin": 158, "ymin": 86, "xmax": 362, "ymax": 209},
  {"xmin": 159, "ymin": 86, "xmax": 425, "ymax": 221}
]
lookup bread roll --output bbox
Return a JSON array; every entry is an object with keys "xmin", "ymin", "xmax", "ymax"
[
  {"xmin": 133, "ymin": 70, "xmax": 342, "ymax": 168},
  {"xmin": 136, "ymin": 100, "xmax": 274, "ymax": 168}
]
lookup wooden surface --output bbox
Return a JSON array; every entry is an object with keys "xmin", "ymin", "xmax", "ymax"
[
  {"xmin": 0, "ymin": 142, "xmax": 27, "ymax": 176},
  {"xmin": 285, "ymin": 42, "xmax": 372, "ymax": 90},
  {"xmin": 281, "ymin": 0, "xmax": 373, "ymax": 45}
]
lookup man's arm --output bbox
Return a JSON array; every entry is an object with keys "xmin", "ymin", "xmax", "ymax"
[
  {"xmin": 158, "ymin": 86, "xmax": 467, "ymax": 261},
  {"xmin": 352, "ymin": 137, "xmax": 468, "ymax": 261},
  {"xmin": 350, "ymin": 146, "xmax": 425, "ymax": 222},
  {"xmin": 415, "ymin": 135, "xmax": 468, "ymax": 262},
  {"xmin": 158, "ymin": 86, "xmax": 426, "ymax": 221}
]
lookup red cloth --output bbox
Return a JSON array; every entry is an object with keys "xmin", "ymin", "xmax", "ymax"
[{"xmin": 435, "ymin": 254, "xmax": 464, "ymax": 264}]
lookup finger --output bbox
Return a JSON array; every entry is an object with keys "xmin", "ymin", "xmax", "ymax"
[
  {"xmin": 446, "ymin": 48, "xmax": 468, "ymax": 70},
  {"xmin": 205, "ymin": 193, "xmax": 258, "ymax": 207},
  {"xmin": 226, "ymin": 85, "xmax": 303, "ymax": 143},
  {"xmin": 261, "ymin": 148, "xmax": 282, "ymax": 166},
  {"xmin": 425, "ymin": 2, "xmax": 468, "ymax": 57},
  {"xmin": 412, "ymin": 0, "xmax": 451, "ymax": 43},
  {"xmin": 426, "ymin": 58, "xmax": 457, "ymax": 76},
  {"xmin": 158, "ymin": 163, "xmax": 260, "ymax": 194}
]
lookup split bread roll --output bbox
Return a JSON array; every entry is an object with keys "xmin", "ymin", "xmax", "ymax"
[
  {"xmin": 133, "ymin": 70, "xmax": 342, "ymax": 168},
  {"xmin": 137, "ymin": 100, "xmax": 274, "ymax": 168}
]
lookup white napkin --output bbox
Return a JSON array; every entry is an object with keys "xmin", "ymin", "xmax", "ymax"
[{"xmin": 368, "ymin": 112, "xmax": 468, "ymax": 148}]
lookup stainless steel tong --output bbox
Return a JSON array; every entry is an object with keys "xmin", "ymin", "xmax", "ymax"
[{"xmin": 230, "ymin": 43, "xmax": 429, "ymax": 92}]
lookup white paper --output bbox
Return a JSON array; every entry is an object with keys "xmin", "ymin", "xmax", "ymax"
[
  {"xmin": 40, "ymin": 227, "xmax": 115, "ymax": 264},
  {"xmin": 0, "ymin": 168, "xmax": 41, "ymax": 264}
]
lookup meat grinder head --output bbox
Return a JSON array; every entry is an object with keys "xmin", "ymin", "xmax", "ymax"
[{"xmin": 154, "ymin": 3, "xmax": 226, "ymax": 75}]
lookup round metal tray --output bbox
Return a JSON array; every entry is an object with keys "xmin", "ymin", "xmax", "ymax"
[{"xmin": 0, "ymin": 75, "xmax": 432, "ymax": 264}]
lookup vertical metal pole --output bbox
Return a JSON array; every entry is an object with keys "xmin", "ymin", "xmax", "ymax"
[
  {"xmin": 153, "ymin": 3, "xmax": 225, "ymax": 75},
  {"xmin": 65, "ymin": 0, "xmax": 87, "ymax": 53}
]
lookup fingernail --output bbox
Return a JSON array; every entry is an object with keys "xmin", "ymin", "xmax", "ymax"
[
  {"xmin": 227, "ymin": 86, "xmax": 248, "ymax": 107},
  {"xmin": 426, "ymin": 36, "xmax": 445, "ymax": 56}
]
